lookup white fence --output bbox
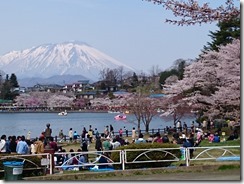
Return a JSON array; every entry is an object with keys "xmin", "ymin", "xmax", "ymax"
[
  {"xmin": 185, "ymin": 146, "xmax": 240, "ymax": 166},
  {"xmin": 52, "ymin": 146, "xmax": 240, "ymax": 173},
  {"xmin": 0, "ymin": 153, "xmax": 51, "ymax": 174},
  {"xmin": 0, "ymin": 146, "xmax": 240, "ymax": 176}
]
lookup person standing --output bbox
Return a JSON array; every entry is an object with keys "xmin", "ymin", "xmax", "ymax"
[
  {"xmin": 26, "ymin": 131, "xmax": 31, "ymax": 141},
  {"xmin": 131, "ymin": 127, "xmax": 136, "ymax": 140},
  {"xmin": 6, "ymin": 136, "xmax": 12, "ymax": 154},
  {"xmin": 109, "ymin": 124, "xmax": 114, "ymax": 136},
  {"xmin": 119, "ymin": 128, "xmax": 123, "ymax": 137},
  {"xmin": 88, "ymin": 128, "xmax": 93, "ymax": 143},
  {"xmin": 44, "ymin": 123, "xmax": 52, "ymax": 145},
  {"xmin": 68, "ymin": 128, "xmax": 73, "ymax": 143},
  {"xmin": 104, "ymin": 126, "xmax": 109, "ymax": 138},
  {"xmin": 80, "ymin": 138, "xmax": 89, "ymax": 162},
  {"xmin": 176, "ymin": 121, "xmax": 182, "ymax": 132},
  {"xmin": 16, "ymin": 136, "xmax": 29, "ymax": 154},
  {"xmin": 183, "ymin": 122, "xmax": 188, "ymax": 133},
  {"xmin": 9, "ymin": 135, "xmax": 17, "ymax": 154},
  {"xmin": 73, "ymin": 131, "xmax": 79, "ymax": 143},
  {"xmin": 124, "ymin": 126, "xmax": 128, "ymax": 137},
  {"xmin": 34, "ymin": 137, "xmax": 45, "ymax": 158},
  {"xmin": 0, "ymin": 135, "xmax": 7, "ymax": 154},
  {"xmin": 58, "ymin": 129, "xmax": 64, "ymax": 142},
  {"xmin": 95, "ymin": 136, "xmax": 103, "ymax": 153},
  {"xmin": 81, "ymin": 127, "xmax": 87, "ymax": 139},
  {"xmin": 94, "ymin": 128, "xmax": 99, "ymax": 139}
]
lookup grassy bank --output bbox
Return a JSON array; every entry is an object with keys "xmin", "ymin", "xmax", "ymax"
[{"xmin": 24, "ymin": 163, "xmax": 240, "ymax": 181}]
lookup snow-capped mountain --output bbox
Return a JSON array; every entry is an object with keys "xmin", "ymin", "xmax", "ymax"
[{"xmin": 0, "ymin": 41, "xmax": 135, "ymax": 84}]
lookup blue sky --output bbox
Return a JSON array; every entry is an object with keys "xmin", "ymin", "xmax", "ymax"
[{"xmin": 0, "ymin": 0, "xmax": 240, "ymax": 73}]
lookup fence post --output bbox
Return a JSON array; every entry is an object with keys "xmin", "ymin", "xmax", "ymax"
[
  {"xmin": 121, "ymin": 150, "xmax": 125, "ymax": 171},
  {"xmin": 152, "ymin": 129, "xmax": 154, "ymax": 134},
  {"xmin": 44, "ymin": 148, "xmax": 55, "ymax": 174},
  {"xmin": 158, "ymin": 128, "xmax": 160, "ymax": 134},
  {"xmin": 186, "ymin": 148, "xmax": 190, "ymax": 166}
]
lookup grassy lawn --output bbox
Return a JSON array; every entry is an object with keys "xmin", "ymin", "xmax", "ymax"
[{"xmin": 59, "ymin": 133, "xmax": 240, "ymax": 152}]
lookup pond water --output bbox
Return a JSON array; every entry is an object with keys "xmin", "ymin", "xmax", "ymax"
[{"xmin": 0, "ymin": 112, "xmax": 195, "ymax": 138}]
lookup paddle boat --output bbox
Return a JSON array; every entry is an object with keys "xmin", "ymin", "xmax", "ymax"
[
  {"xmin": 58, "ymin": 110, "xmax": 67, "ymax": 116},
  {"xmin": 114, "ymin": 114, "xmax": 126, "ymax": 120}
]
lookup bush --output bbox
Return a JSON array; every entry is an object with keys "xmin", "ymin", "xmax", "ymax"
[{"xmin": 111, "ymin": 143, "xmax": 181, "ymax": 169}]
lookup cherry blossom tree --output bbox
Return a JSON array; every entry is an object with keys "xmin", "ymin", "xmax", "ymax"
[
  {"xmin": 142, "ymin": 0, "xmax": 240, "ymax": 26},
  {"xmin": 126, "ymin": 93, "xmax": 161, "ymax": 132},
  {"xmin": 46, "ymin": 94, "xmax": 74, "ymax": 109},
  {"xmin": 15, "ymin": 92, "xmax": 52, "ymax": 107},
  {"xmin": 164, "ymin": 39, "xmax": 240, "ymax": 121},
  {"xmin": 73, "ymin": 98, "xmax": 88, "ymax": 110},
  {"xmin": 15, "ymin": 92, "xmax": 75, "ymax": 110},
  {"xmin": 160, "ymin": 94, "xmax": 192, "ymax": 126},
  {"xmin": 15, "ymin": 93, "xmax": 42, "ymax": 107}
]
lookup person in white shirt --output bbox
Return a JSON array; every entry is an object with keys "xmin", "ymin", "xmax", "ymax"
[
  {"xmin": 0, "ymin": 134, "xmax": 7, "ymax": 154},
  {"xmin": 111, "ymin": 138, "xmax": 121, "ymax": 149}
]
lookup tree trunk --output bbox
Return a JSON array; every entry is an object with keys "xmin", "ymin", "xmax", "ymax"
[
  {"xmin": 137, "ymin": 120, "xmax": 141, "ymax": 131},
  {"xmin": 145, "ymin": 123, "xmax": 149, "ymax": 133}
]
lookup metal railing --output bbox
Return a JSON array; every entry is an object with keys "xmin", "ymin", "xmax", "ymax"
[
  {"xmin": 185, "ymin": 146, "xmax": 240, "ymax": 166},
  {"xmin": 52, "ymin": 146, "xmax": 240, "ymax": 173},
  {"xmin": 53, "ymin": 150, "xmax": 122, "ymax": 171},
  {"xmin": 0, "ymin": 153, "xmax": 51, "ymax": 174},
  {"xmin": 0, "ymin": 146, "xmax": 240, "ymax": 176}
]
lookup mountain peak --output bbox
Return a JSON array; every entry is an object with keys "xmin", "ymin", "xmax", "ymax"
[{"xmin": 0, "ymin": 41, "xmax": 135, "ymax": 82}]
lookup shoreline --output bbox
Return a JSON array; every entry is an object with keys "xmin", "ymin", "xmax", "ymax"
[{"xmin": 0, "ymin": 110, "xmax": 109, "ymax": 113}]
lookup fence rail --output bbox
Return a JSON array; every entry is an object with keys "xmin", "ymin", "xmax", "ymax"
[
  {"xmin": 0, "ymin": 146, "xmax": 240, "ymax": 176},
  {"xmin": 51, "ymin": 128, "xmax": 178, "ymax": 142}
]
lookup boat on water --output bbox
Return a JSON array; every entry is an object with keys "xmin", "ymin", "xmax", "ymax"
[
  {"xmin": 114, "ymin": 114, "xmax": 126, "ymax": 120},
  {"xmin": 58, "ymin": 110, "xmax": 67, "ymax": 116}
]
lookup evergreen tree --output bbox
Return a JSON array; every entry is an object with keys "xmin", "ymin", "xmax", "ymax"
[
  {"xmin": 10, "ymin": 73, "xmax": 19, "ymax": 87},
  {"xmin": 0, "ymin": 73, "xmax": 19, "ymax": 100},
  {"xmin": 131, "ymin": 72, "xmax": 139, "ymax": 87},
  {"xmin": 177, "ymin": 60, "xmax": 186, "ymax": 80},
  {"xmin": 203, "ymin": 16, "xmax": 240, "ymax": 52}
]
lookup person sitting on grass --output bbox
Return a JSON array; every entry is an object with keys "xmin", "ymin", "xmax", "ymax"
[
  {"xmin": 227, "ymin": 130, "xmax": 238, "ymax": 141},
  {"xmin": 153, "ymin": 132, "xmax": 163, "ymax": 143},
  {"xmin": 212, "ymin": 132, "xmax": 220, "ymax": 143},
  {"xmin": 208, "ymin": 133, "xmax": 215, "ymax": 143},
  {"xmin": 135, "ymin": 133, "xmax": 146, "ymax": 144}
]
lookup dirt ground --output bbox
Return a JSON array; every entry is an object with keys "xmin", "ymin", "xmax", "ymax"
[
  {"xmin": 25, "ymin": 163, "xmax": 241, "ymax": 181},
  {"xmin": 93, "ymin": 168, "xmax": 241, "ymax": 181}
]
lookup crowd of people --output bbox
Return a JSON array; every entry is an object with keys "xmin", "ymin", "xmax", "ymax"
[{"xmin": 0, "ymin": 119, "xmax": 239, "ymax": 172}]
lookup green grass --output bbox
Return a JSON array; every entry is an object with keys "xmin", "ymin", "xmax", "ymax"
[
  {"xmin": 218, "ymin": 164, "xmax": 240, "ymax": 171},
  {"xmin": 199, "ymin": 139, "xmax": 240, "ymax": 147}
]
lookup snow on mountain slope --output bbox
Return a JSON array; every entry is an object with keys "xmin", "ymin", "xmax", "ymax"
[{"xmin": 0, "ymin": 41, "xmax": 135, "ymax": 81}]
